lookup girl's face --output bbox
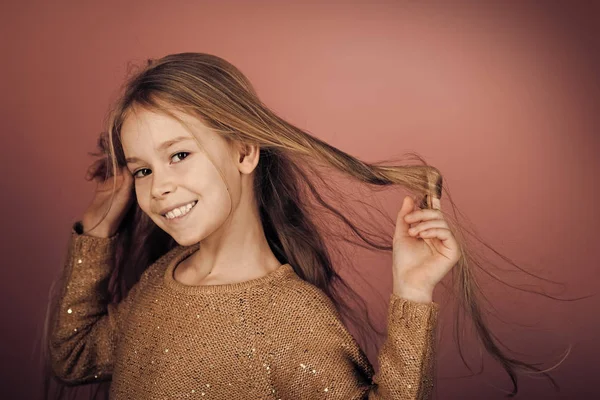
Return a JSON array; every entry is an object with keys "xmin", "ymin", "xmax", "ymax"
[{"xmin": 120, "ymin": 107, "xmax": 239, "ymax": 246}]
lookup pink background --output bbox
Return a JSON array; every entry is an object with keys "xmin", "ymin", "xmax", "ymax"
[{"xmin": 1, "ymin": 1, "xmax": 598, "ymax": 398}]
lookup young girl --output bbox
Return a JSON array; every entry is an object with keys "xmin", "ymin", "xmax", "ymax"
[{"xmin": 45, "ymin": 53, "xmax": 553, "ymax": 399}]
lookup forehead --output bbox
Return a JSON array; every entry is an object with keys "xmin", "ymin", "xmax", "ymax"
[
  {"xmin": 121, "ymin": 108, "xmax": 194, "ymax": 144},
  {"xmin": 120, "ymin": 107, "xmax": 221, "ymax": 156}
]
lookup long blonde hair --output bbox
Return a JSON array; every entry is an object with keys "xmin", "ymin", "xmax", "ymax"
[{"xmin": 44, "ymin": 52, "xmax": 567, "ymax": 399}]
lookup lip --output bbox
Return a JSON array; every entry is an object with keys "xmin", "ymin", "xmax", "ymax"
[
  {"xmin": 158, "ymin": 200, "xmax": 197, "ymax": 216},
  {"xmin": 163, "ymin": 208, "xmax": 193, "ymax": 224},
  {"xmin": 160, "ymin": 201, "xmax": 198, "ymax": 224}
]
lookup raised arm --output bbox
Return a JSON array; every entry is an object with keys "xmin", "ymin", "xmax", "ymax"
[
  {"xmin": 48, "ymin": 224, "xmax": 141, "ymax": 384},
  {"xmin": 368, "ymin": 293, "xmax": 439, "ymax": 399},
  {"xmin": 272, "ymin": 288, "xmax": 438, "ymax": 400}
]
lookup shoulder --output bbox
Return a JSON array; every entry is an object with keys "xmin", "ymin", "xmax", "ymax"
[
  {"xmin": 267, "ymin": 269, "xmax": 376, "ymax": 383},
  {"xmin": 272, "ymin": 272, "xmax": 343, "ymax": 324}
]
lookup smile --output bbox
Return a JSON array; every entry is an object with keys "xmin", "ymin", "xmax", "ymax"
[{"xmin": 162, "ymin": 200, "xmax": 198, "ymax": 220}]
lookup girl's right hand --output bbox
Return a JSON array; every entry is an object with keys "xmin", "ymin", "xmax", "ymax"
[{"xmin": 81, "ymin": 158, "xmax": 135, "ymax": 238}]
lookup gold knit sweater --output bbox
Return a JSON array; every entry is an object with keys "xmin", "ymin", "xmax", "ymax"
[{"xmin": 49, "ymin": 226, "xmax": 439, "ymax": 399}]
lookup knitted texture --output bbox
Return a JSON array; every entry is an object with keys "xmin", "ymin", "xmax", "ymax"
[{"xmin": 49, "ymin": 226, "xmax": 439, "ymax": 399}]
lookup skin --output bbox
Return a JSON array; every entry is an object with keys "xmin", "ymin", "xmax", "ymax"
[
  {"xmin": 393, "ymin": 195, "xmax": 462, "ymax": 303},
  {"xmin": 120, "ymin": 107, "xmax": 281, "ymax": 286},
  {"xmin": 102, "ymin": 105, "xmax": 461, "ymax": 302}
]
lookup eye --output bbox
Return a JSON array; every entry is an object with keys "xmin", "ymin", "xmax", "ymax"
[
  {"xmin": 172, "ymin": 151, "xmax": 189, "ymax": 163},
  {"xmin": 131, "ymin": 152, "xmax": 190, "ymax": 179},
  {"xmin": 133, "ymin": 168, "xmax": 151, "ymax": 179}
]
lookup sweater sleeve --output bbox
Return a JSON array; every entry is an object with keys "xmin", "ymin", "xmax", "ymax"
[
  {"xmin": 275, "ymin": 291, "xmax": 439, "ymax": 400},
  {"xmin": 367, "ymin": 294, "xmax": 439, "ymax": 399},
  {"xmin": 48, "ymin": 223, "xmax": 141, "ymax": 384}
]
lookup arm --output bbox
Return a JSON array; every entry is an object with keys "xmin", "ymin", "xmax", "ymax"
[
  {"xmin": 48, "ymin": 222, "xmax": 141, "ymax": 384},
  {"xmin": 274, "ymin": 290, "xmax": 439, "ymax": 399},
  {"xmin": 369, "ymin": 293, "xmax": 439, "ymax": 399}
]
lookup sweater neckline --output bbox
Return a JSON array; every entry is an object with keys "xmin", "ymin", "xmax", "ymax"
[{"xmin": 163, "ymin": 244, "xmax": 294, "ymax": 294}]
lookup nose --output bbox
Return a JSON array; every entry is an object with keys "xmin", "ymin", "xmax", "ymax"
[{"xmin": 150, "ymin": 168, "xmax": 176, "ymax": 199}]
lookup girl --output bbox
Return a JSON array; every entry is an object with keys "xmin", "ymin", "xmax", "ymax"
[{"xmin": 44, "ymin": 53, "xmax": 554, "ymax": 399}]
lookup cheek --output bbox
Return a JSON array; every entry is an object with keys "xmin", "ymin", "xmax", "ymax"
[
  {"xmin": 186, "ymin": 157, "xmax": 231, "ymax": 194},
  {"xmin": 133, "ymin": 182, "xmax": 151, "ymax": 214},
  {"xmin": 199, "ymin": 179, "xmax": 232, "ymax": 215},
  {"xmin": 191, "ymin": 170, "xmax": 234, "ymax": 219}
]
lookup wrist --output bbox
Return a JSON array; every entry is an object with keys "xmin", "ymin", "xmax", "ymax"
[
  {"xmin": 392, "ymin": 284, "xmax": 434, "ymax": 304},
  {"xmin": 79, "ymin": 219, "xmax": 117, "ymax": 238}
]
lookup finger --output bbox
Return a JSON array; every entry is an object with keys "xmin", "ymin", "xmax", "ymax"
[
  {"xmin": 96, "ymin": 174, "xmax": 126, "ymax": 193},
  {"xmin": 407, "ymin": 220, "xmax": 449, "ymax": 236},
  {"xmin": 409, "ymin": 196, "xmax": 421, "ymax": 230},
  {"xmin": 85, "ymin": 159, "xmax": 103, "ymax": 180},
  {"xmin": 418, "ymin": 228, "xmax": 458, "ymax": 254},
  {"xmin": 418, "ymin": 227, "xmax": 452, "ymax": 241},
  {"xmin": 92, "ymin": 159, "xmax": 110, "ymax": 180},
  {"xmin": 94, "ymin": 165, "xmax": 121, "ymax": 185},
  {"xmin": 395, "ymin": 196, "xmax": 416, "ymax": 239},
  {"xmin": 404, "ymin": 209, "xmax": 443, "ymax": 224}
]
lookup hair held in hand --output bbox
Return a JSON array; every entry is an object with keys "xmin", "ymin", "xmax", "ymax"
[{"xmin": 43, "ymin": 53, "xmax": 577, "ymax": 399}]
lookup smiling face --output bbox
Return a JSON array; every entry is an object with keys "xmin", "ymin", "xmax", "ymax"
[{"xmin": 120, "ymin": 106, "xmax": 241, "ymax": 246}]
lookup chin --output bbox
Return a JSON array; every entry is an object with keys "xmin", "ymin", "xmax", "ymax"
[
  {"xmin": 147, "ymin": 213, "xmax": 198, "ymax": 245},
  {"xmin": 174, "ymin": 236, "xmax": 201, "ymax": 247},
  {"xmin": 166, "ymin": 226, "xmax": 208, "ymax": 247},
  {"xmin": 163, "ymin": 229, "xmax": 201, "ymax": 247}
]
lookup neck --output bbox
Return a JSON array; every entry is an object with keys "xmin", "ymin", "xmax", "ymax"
[{"xmin": 180, "ymin": 197, "xmax": 281, "ymax": 284}]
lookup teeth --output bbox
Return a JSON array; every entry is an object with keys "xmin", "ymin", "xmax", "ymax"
[{"xmin": 164, "ymin": 201, "xmax": 196, "ymax": 220}]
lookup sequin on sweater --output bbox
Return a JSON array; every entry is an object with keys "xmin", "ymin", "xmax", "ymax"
[{"xmin": 49, "ymin": 225, "xmax": 439, "ymax": 399}]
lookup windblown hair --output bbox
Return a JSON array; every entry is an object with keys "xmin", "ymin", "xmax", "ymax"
[{"xmin": 43, "ymin": 53, "xmax": 566, "ymax": 399}]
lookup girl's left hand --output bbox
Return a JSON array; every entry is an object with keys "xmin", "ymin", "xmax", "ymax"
[{"xmin": 392, "ymin": 195, "xmax": 462, "ymax": 303}]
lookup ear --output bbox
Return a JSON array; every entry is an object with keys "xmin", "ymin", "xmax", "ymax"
[{"xmin": 235, "ymin": 141, "xmax": 260, "ymax": 175}]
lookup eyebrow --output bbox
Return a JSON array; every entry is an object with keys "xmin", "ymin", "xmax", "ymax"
[{"xmin": 125, "ymin": 136, "xmax": 194, "ymax": 164}]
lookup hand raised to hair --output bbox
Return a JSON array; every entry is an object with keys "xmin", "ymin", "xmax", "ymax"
[
  {"xmin": 392, "ymin": 195, "xmax": 462, "ymax": 303},
  {"xmin": 81, "ymin": 158, "xmax": 135, "ymax": 238}
]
